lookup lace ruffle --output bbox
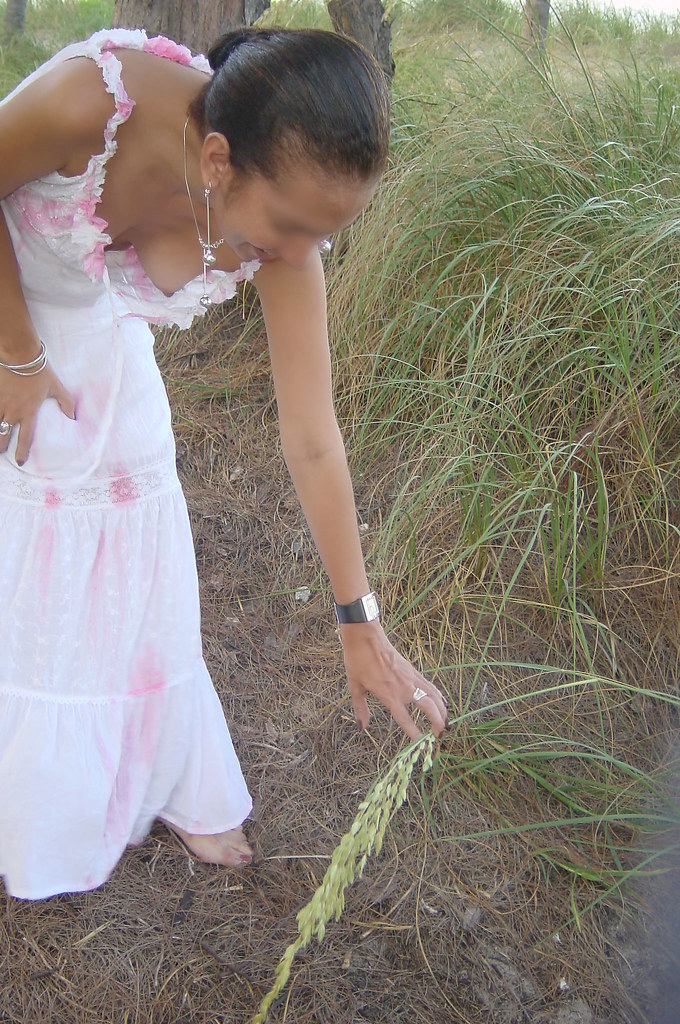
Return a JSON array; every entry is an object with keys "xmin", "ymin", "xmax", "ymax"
[
  {"xmin": 109, "ymin": 248, "xmax": 262, "ymax": 330},
  {"xmin": 55, "ymin": 29, "xmax": 211, "ymax": 284},
  {"xmin": 1, "ymin": 460, "xmax": 180, "ymax": 509}
]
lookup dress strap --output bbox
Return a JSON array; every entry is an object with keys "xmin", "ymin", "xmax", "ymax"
[{"xmin": 1, "ymin": 30, "xmax": 211, "ymax": 227}]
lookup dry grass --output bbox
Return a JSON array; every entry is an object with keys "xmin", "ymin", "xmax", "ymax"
[{"xmin": 1, "ymin": 307, "xmax": 677, "ymax": 1024}]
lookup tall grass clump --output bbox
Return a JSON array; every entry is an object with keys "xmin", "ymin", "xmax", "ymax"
[
  {"xmin": 555, "ymin": 0, "xmax": 680, "ymax": 48},
  {"xmin": 257, "ymin": 0, "xmax": 331, "ymax": 30},
  {"xmin": 399, "ymin": 0, "xmax": 518, "ymax": 35},
  {"xmin": 324, "ymin": 26, "xmax": 680, "ymax": 929}
]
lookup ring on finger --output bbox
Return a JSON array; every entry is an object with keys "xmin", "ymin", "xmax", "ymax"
[
  {"xmin": 0, "ymin": 420, "xmax": 12, "ymax": 436},
  {"xmin": 412, "ymin": 687, "xmax": 427, "ymax": 702}
]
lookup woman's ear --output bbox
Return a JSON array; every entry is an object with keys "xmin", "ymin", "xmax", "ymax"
[{"xmin": 200, "ymin": 132, "xmax": 233, "ymax": 188}]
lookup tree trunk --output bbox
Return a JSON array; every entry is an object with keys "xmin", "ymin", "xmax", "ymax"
[
  {"xmin": 327, "ymin": 0, "xmax": 394, "ymax": 80},
  {"xmin": 112, "ymin": 0, "xmax": 270, "ymax": 55},
  {"xmin": 2, "ymin": 0, "xmax": 28, "ymax": 42},
  {"xmin": 522, "ymin": 0, "xmax": 550, "ymax": 54}
]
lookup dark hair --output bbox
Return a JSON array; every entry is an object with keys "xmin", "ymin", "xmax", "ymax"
[{"xmin": 189, "ymin": 28, "xmax": 390, "ymax": 183}]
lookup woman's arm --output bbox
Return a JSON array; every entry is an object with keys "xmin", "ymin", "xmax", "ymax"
[
  {"xmin": 0, "ymin": 208, "xmax": 75, "ymax": 462},
  {"xmin": 0, "ymin": 60, "xmax": 113, "ymax": 460},
  {"xmin": 255, "ymin": 254, "xmax": 448, "ymax": 739}
]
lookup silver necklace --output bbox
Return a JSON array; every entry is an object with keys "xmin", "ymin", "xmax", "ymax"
[{"xmin": 183, "ymin": 115, "xmax": 224, "ymax": 307}]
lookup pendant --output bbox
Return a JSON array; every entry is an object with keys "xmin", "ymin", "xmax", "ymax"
[{"xmin": 200, "ymin": 295, "xmax": 213, "ymax": 308}]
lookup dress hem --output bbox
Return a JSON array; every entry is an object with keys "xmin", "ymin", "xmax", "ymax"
[
  {"xmin": 2, "ymin": 860, "xmax": 120, "ymax": 901},
  {"xmin": 158, "ymin": 803, "xmax": 253, "ymax": 837},
  {"xmin": 3, "ymin": 805, "xmax": 254, "ymax": 900}
]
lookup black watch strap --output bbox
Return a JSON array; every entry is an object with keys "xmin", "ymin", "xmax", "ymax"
[{"xmin": 334, "ymin": 591, "xmax": 380, "ymax": 624}]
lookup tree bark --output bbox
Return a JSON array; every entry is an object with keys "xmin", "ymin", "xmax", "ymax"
[
  {"xmin": 327, "ymin": 0, "xmax": 394, "ymax": 80},
  {"xmin": 2, "ymin": 0, "xmax": 28, "ymax": 42},
  {"xmin": 522, "ymin": 0, "xmax": 550, "ymax": 54},
  {"xmin": 112, "ymin": 0, "xmax": 270, "ymax": 55}
]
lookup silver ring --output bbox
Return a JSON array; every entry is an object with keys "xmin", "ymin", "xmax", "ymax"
[
  {"xmin": 412, "ymin": 687, "xmax": 427, "ymax": 702},
  {"xmin": 0, "ymin": 420, "xmax": 12, "ymax": 436}
]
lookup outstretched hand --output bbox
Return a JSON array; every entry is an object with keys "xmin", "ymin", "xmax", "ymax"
[{"xmin": 340, "ymin": 620, "xmax": 449, "ymax": 740}]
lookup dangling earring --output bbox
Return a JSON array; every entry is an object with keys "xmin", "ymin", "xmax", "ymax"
[
  {"xmin": 181, "ymin": 118, "xmax": 225, "ymax": 308},
  {"xmin": 198, "ymin": 182, "xmax": 225, "ymax": 308}
]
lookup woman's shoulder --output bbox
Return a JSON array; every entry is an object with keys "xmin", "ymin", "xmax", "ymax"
[
  {"xmin": 0, "ymin": 31, "xmax": 210, "ymax": 181},
  {"xmin": 24, "ymin": 28, "xmax": 211, "ymax": 80},
  {"xmin": 9, "ymin": 29, "xmax": 209, "ymax": 105},
  {"xmin": 88, "ymin": 28, "xmax": 211, "ymax": 72},
  {"xmin": 0, "ymin": 55, "xmax": 118, "ymax": 190}
]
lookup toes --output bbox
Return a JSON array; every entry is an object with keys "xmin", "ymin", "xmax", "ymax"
[{"xmin": 221, "ymin": 828, "xmax": 253, "ymax": 865}]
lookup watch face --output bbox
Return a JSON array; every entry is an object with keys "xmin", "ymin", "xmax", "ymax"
[{"xmin": 364, "ymin": 593, "xmax": 380, "ymax": 619}]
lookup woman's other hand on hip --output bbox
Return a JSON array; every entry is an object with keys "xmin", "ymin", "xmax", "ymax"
[{"xmin": 0, "ymin": 357, "xmax": 76, "ymax": 466}]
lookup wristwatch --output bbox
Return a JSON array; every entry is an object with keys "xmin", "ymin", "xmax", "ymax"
[{"xmin": 334, "ymin": 591, "xmax": 381, "ymax": 624}]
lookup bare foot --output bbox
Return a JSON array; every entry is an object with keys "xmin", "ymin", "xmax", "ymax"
[{"xmin": 164, "ymin": 821, "xmax": 253, "ymax": 867}]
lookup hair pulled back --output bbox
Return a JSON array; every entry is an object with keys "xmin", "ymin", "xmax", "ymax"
[{"xmin": 190, "ymin": 28, "xmax": 390, "ymax": 183}]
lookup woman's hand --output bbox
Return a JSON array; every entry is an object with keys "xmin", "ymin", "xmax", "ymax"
[
  {"xmin": 341, "ymin": 620, "xmax": 449, "ymax": 740},
  {"xmin": 0, "ymin": 362, "xmax": 76, "ymax": 465}
]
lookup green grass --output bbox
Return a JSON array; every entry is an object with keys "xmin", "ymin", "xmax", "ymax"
[
  {"xmin": 321, "ymin": 6, "xmax": 680, "ymax": 937},
  {"xmin": 0, "ymin": 0, "xmax": 113, "ymax": 93}
]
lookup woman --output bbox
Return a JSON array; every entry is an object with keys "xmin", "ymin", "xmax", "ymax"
[{"xmin": 0, "ymin": 26, "xmax": 448, "ymax": 901}]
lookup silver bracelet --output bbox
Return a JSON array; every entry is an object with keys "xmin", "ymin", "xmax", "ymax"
[{"xmin": 0, "ymin": 340, "xmax": 47, "ymax": 376}]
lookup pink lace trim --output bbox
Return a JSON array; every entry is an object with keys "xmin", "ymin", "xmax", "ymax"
[
  {"xmin": 142, "ymin": 35, "xmax": 196, "ymax": 65},
  {"xmin": 109, "ymin": 247, "xmax": 262, "ymax": 330},
  {"xmin": 61, "ymin": 39, "xmax": 139, "ymax": 281},
  {"xmin": 45, "ymin": 30, "xmax": 211, "ymax": 284}
]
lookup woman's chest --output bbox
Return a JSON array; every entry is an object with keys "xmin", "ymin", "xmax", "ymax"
[
  {"xmin": 104, "ymin": 224, "xmax": 245, "ymax": 297},
  {"xmin": 105, "ymin": 228, "xmax": 200, "ymax": 297},
  {"xmin": 97, "ymin": 157, "xmax": 240, "ymax": 297}
]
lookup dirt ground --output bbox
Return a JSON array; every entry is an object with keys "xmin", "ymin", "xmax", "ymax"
[{"xmin": 1, "ymin": 307, "xmax": 679, "ymax": 1024}]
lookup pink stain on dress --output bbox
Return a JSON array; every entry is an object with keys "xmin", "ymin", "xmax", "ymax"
[
  {"xmin": 128, "ymin": 645, "xmax": 166, "ymax": 698},
  {"xmin": 103, "ymin": 686, "xmax": 164, "ymax": 850},
  {"xmin": 82, "ymin": 234, "xmax": 107, "ymax": 279},
  {"xmin": 78, "ymin": 377, "xmax": 113, "ymax": 440},
  {"xmin": 13, "ymin": 188, "xmax": 74, "ymax": 234},
  {"xmin": 109, "ymin": 473, "xmax": 139, "ymax": 505},
  {"xmin": 127, "ymin": 650, "xmax": 167, "ymax": 771}
]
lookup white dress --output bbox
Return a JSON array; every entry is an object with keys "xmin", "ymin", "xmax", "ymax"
[{"xmin": 0, "ymin": 29, "xmax": 261, "ymax": 900}]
